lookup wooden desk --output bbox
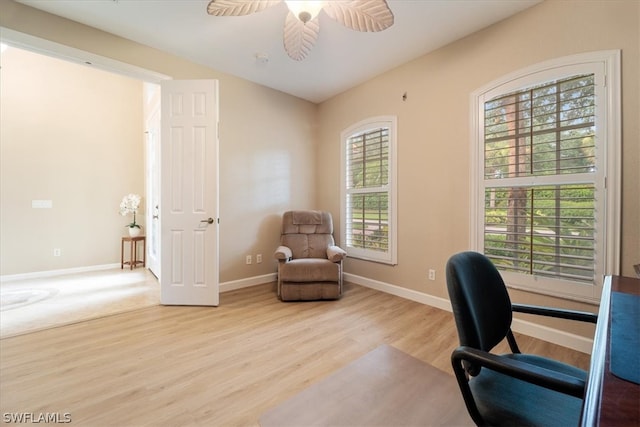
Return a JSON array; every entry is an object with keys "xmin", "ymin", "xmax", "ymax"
[
  {"xmin": 121, "ymin": 236, "xmax": 146, "ymax": 270},
  {"xmin": 581, "ymin": 275, "xmax": 640, "ymax": 426}
]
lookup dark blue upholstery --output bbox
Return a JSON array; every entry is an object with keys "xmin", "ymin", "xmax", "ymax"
[
  {"xmin": 446, "ymin": 251, "xmax": 593, "ymax": 427},
  {"xmin": 446, "ymin": 251, "xmax": 512, "ymax": 352},
  {"xmin": 470, "ymin": 354, "xmax": 586, "ymax": 426}
]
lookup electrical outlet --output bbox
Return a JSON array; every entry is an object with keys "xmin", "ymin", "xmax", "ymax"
[
  {"xmin": 428, "ymin": 269, "xmax": 436, "ymax": 281},
  {"xmin": 246, "ymin": 255, "xmax": 252, "ymax": 265},
  {"xmin": 256, "ymin": 254, "xmax": 262, "ymax": 263},
  {"xmin": 53, "ymin": 248, "xmax": 61, "ymax": 257}
]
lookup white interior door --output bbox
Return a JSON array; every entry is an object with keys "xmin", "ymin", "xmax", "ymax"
[{"xmin": 160, "ymin": 80, "xmax": 219, "ymax": 306}]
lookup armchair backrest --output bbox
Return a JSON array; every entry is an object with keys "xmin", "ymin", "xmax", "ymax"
[
  {"xmin": 445, "ymin": 251, "xmax": 513, "ymax": 353},
  {"xmin": 281, "ymin": 210, "xmax": 335, "ymax": 259}
]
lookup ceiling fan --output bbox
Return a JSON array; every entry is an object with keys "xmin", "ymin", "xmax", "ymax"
[{"xmin": 206, "ymin": 0, "xmax": 395, "ymax": 61}]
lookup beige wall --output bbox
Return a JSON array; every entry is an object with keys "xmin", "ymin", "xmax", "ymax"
[
  {"xmin": 0, "ymin": 47, "xmax": 144, "ymax": 274},
  {"xmin": 1, "ymin": 0, "xmax": 638, "ymax": 338},
  {"xmin": 0, "ymin": 0, "xmax": 318, "ymax": 281},
  {"xmin": 317, "ymin": 0, "xmax": 639, "ymax": 327}
]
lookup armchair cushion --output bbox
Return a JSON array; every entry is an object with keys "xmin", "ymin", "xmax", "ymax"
[
  {"xmin": 279, "ymin": 258, "xmax": 340, "ymax": 283},
  {"xmin": 291, "ymin": 210, "xmax": 323, "ymax": 225},
  {"xmin": 282, "ymin": 211, "xmax": 332, "ymax": 235},
  {"xmin": 282, "ymin": 234, "xmax": 333, "ymax": 259}
]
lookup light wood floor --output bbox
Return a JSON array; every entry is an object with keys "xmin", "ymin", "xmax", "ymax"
[{"xmin": 0, "ymin": 282, "xmax": 590, "ymax": 427}]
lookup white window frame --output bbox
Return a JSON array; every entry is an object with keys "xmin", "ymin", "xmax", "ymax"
[
  {"xmin": 469, "ymin": 51, "xmax": 621, "ymax": 303},
  {"xmin": 341, "ymin": 116, "xmax": 398, "ymax": 265}
]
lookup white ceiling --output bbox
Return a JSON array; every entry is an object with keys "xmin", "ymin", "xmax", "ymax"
[{"xmin": 17, "ymin": 0, "xmax": 541, "ymax": 103}]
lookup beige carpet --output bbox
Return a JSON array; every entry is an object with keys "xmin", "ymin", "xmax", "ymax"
[
  {"xmin": 259, "ymin": 344, "xmax": 473, "ymax": 427},
  {"xmin": 0, "ymin": 268, "xmax": 159, "ymax": 338}
]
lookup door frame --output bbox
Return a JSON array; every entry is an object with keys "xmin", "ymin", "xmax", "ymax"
[{"xmin": 144, "ymin": 82, "xmax": 162, "ymax": 278}]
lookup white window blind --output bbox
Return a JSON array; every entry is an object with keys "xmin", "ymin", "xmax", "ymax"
[
  {"xmin": 341, "ymin": 117, "xmax": 397, "ymax": 264},
  {"xmin": 471, "ymin": 51, "xmax": 621, "ymax": 302},
  {"xmin": 483, "ymin": 74, "xmax": 597, "ymax": 283}
]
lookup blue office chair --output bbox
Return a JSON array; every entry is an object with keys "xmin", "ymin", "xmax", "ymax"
[{"xmin": 445, "ymin": 251, "xmax": 597, "ymax": 427}]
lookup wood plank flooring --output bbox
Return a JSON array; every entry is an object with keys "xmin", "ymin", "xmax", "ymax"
[{"xmin": 0, "ymin": 282, "xmax": 590, "ymax": 427}]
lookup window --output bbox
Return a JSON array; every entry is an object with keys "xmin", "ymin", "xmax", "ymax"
[
  {"xmin": 471, "ymin": 52, "xmax": 620, "ymax": 301},
  {"xmin": 341, "ymin": 116, "xmax": 397, "ymax": 264}
]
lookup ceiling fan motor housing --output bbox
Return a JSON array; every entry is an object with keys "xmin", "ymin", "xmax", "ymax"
[{"xmin": 297, "ymin": 10, "xmax": 312, "ymax": 23}]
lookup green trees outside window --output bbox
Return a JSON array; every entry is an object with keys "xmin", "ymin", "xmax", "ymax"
[
  {"xmin": 483, "ymin": 74, "xmax": 597, "ymax": 283},
  {"xmin": 346, "ymin": 127, "xmax": 390, "ymax": 252}
]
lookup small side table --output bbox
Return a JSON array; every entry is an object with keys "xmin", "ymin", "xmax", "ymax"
[{"xmin": 121, "ymin": 236, "xmax": 146, "ymax": 270}]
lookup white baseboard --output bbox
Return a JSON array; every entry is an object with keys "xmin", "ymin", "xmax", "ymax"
[
  {"xmin": 1, "ymin": 263, "xmax": 121, "ymax": 282},
  {"xmin": 344, "ymin": 272, "xmax": 593, "ymax": 354},
  {"xmin": 220, "ymin": 273, "xmax": 277, "ymax": 293},
  {"xmin": 344, "ymin": 273, "xmax": 453, "ymax": 311},
  {"xmin": 510, "ymin": 318, "xmax": 593, "ymax": 354}
]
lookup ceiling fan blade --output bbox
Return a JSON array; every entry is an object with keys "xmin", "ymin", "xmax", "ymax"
[
  {"xmin": 323, "ymin": 0, "xmax": 394, "ymax": 32},
  {"xmin": 207, "ymin": 0, "xmax": 282, "ymax": 16},
  {"xmin": 283, "ymin": 12, "xmax": 320, "ymax": 61}
]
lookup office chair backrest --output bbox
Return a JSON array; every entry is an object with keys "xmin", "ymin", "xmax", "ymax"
[{"xmin": 446, "ymin": 251, "xmax": 513, "ymax": 354}]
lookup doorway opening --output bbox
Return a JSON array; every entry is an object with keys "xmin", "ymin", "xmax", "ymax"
[{"xmin": 0, "ymin": 33, "xmax": 166, "ymax": 336}]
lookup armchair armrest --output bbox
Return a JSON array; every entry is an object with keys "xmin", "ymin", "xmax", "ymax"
[
  {"xmin": 274, "ymin": 245, "xmax": 292, "ymax": 261},
  {"xmin": 512, "ymin": 304, "xmax": 597, "ymax": 324},
  {"xmin": 452, "ymin": 346, "xmax": 586, "ymax": 398},
  {"xmin": 327, "ymin": 245, "xmax": 347, "ymax": 262}
]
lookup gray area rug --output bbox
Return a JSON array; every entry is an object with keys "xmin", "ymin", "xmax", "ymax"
[{"xmin": 260, "ymin": 344, "xmax": 472, "ymax": 426}]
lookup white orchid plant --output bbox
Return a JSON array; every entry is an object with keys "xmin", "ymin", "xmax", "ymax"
[{"xmin": 119, "ymin": 193, "xmax": 142, "ymax": 229}]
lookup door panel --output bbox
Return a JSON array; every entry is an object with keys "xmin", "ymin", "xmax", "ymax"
[{"xmin": 160, "ymin": 80, "xmax": 219, "ymax": 306}]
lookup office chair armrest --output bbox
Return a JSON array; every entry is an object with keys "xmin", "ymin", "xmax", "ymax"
[
  {"xmin": 274, "ymin": 246, "xmax": 292, "ymax": 261},
  {"xmin": 452, "ymin": 346, "xmax": 585, "ymax": 398},
  {"xmin": 327, "ymin": 245, "xmax": 347, "ymax": 262},
  {"xmin": 512, "ymin": 304, "xmax": 597, "ymax": 323}
]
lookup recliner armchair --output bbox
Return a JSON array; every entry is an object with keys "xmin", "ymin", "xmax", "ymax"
[
  {"xmin": 445, "ymin": 251, "xmax": 597, "ymax": 427},
  {"xmin": 274, "ymin": 210, "xmax": 346, "ymax": 301}
]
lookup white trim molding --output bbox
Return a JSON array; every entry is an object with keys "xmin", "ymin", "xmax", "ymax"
[
  {"xmin": 345, "ymin": 273, "xmax": 593, "ymax": 354},
  {"xmin": 219, "ymin": 273, "xmax": 277, "ymax": 293},
  {"xmin": 0, "ymin": 27, "xmax": 171, "ymax": 83},
  {"xmin": 344, "ymin": 272, "xmax": 453, "ymax": 311},
  {"xmin": 1, "ymin": 264, "xmax": 121, "ymax": 282}
]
